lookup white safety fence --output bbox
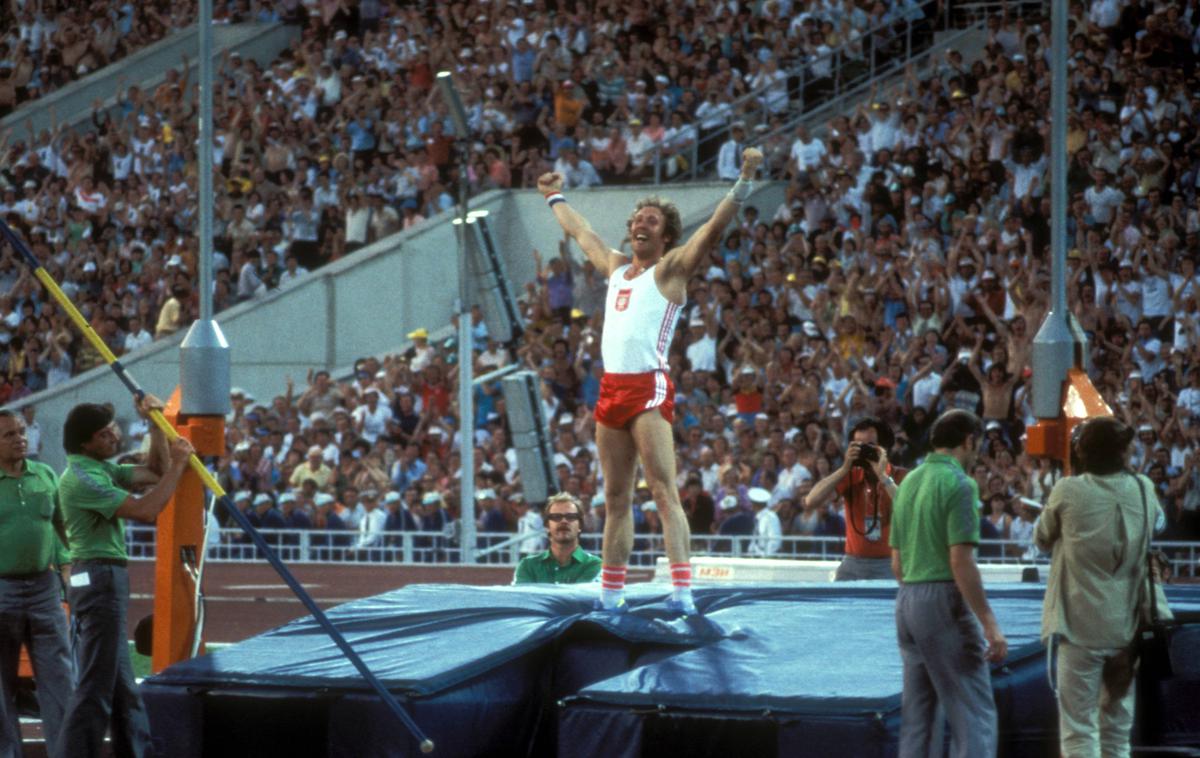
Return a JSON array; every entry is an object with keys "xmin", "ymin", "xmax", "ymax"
[{"xmin": 122, "ymin": 525, "xmax": 1200, "ymax": 578}]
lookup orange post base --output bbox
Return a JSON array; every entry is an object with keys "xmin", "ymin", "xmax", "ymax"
[{"xmin": 151, "ymin": 388, "xmax": 225, "ymax": 674}]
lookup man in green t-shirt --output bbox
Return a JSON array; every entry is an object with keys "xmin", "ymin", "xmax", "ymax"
[
  {"xmin": 513, "ymin": 493, "xmax": 601, "ymax": 585},
  {"xmin": 0, "ymin": 409, "xmax": 73, "ymax": 758},
  {"xmin": 889, "ymin": 409, "xmax": 1007, "ymax": 758},
  {"xmin": 57, "ymin": 397, "xmax": 194, "ymax": 758}
]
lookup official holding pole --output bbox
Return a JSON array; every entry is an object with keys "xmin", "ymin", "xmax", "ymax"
[{"xmin": 56, "ymin": 397, "xmax": 193, "ymax": 758}]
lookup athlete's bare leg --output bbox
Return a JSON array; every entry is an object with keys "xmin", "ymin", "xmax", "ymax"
[
  {"xmin": 597, "ymin": 422, "xmax": 637, "ymax": 566},
  {"xmin": 629, "ymin": 411, "xmax": 690, "ymax": 565},
  {"xmin": 596, "ymin": 422, "xmax": 637, "ymax": 608}
]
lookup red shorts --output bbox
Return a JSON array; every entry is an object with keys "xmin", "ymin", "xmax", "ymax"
[{"xmin": 595, "ymin": 371, "xmax": 675, "ymax": 429}]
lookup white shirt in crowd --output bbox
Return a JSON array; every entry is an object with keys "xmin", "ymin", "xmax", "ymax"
[
  {"xmin": 751, "ymin": 508, "xmax": 783, "ymax": 557},
  {"xmin": 356, "ymin": 506, "xmax": 389, "ymax": 548}
]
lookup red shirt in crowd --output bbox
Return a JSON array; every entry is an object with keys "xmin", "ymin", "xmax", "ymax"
[{"xmin": 836, "ymin": 464, "xmax": 908, "ymax": 559}]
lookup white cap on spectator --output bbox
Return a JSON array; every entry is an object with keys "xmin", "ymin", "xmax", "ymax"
[
  {"xmin": 720, "ymin": 495, "xmax": 740, "ymax": 511},
  {"xmin": 748, "ymin": 487, "xmax": 771, "ymax": 505},
  {"xmin": 592, "ymin": 493, "xmax": 605, "ymax": 507},
  {"xmin": 1137, "ymin": 424, "xmax": 1154, "ymax": 433},
  {"xmin": 476, "ymin": 488, "xmax": 496, "ymax": 500},
  {"xmin": 314, "ymin": 493, "xmax": 334, "ymax": 506},
  {"xmin": 166, "ymin": 255, "xmax": 183, "ymax": 267},
  {"xmin": 641, "ymin": 502, "xmax": 658, "ymax": 513},
  {"xmin": 383, "ymin": 492, "xmax": 401, "ymax": 504},
  {"xmin": 234, "ymin": 440, "xmax": 251, "ymax": 453},
  {"xmin": 422, "ymin": 492, "xmax": 441, "ymax": 505},
  {"xmin": 280, "ymin": 492, "xmax": 297, "ymax": 504},
  {"xmin": 234, "ymin": 490, "xmax": 252, "ymax": 501},
  {"xmin": 253, "ymin": 493, "xmax": 273, "ymax": 506},
  {"xmin": 334, "ymin": 30, "xmax": 347, "ymax": 40},
  {"xmin": 82, "ymin": 261, "xmax": 97, "ymax": 273},
  {"xmin": 985, "ymin": 420, "xmax": 1002, "ymax": 431},
  {"xmin": 307, "ymin": 445, "xmax": 323, "ymax": 456},
  {"xmin": 553, "ymin": 453, "xmax": 571, "ymax": 468}
]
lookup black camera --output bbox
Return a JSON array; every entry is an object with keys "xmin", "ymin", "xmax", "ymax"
[{"xmin": 853, "ymin": 443, "xmax": 880, "ymax": 468}]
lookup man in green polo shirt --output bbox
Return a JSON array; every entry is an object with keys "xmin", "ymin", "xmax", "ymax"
[
  {"xmin": 890, "ymin": 409, "xmax": 1007, "ymax": 758},
  {"xmin": 57, "ymin": 397, "xmax": 194, "ymax": 758},
  {"xmin": 0, "ymin": 409, "xmax": 73, "ymax": 758},
  {"xmin": 513, "ymin": 493, "xmax": 601, "ymax": 585}
]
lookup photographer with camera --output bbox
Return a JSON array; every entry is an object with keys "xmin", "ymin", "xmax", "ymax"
[{"xmin": 804, "ymin": 417, "xmax": 908, "ymax": 580}]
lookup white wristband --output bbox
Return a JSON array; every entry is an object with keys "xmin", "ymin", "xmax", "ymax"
[{"xmin": 727, "ymin": 178, "xmax": 752, "ymax": 204}]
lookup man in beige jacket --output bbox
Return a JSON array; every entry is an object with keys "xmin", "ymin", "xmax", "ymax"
[{"xmin": 1037, "ymin": 416, "xmax": 1165, "ymax": 758}]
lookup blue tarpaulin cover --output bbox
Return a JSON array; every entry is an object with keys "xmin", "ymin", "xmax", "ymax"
[{"xmin": 143, "ymin": 582, "xmax": 1200, "ymax": 758}]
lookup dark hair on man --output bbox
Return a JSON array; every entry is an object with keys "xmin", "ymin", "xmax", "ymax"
[
  {"xmin": 850, "ymin": 416, "xmax": 895, "ymax": 450},
  {"xmin": 0, "ymin": 409, "xmax": 19, "ymax": 420},
  {"xmin": 627, "ymin": 196, "xmax": 683, "ymax": 249},
  {"xmin": 1073, "ymin": 416, "xmax": 1134, "ymax": 476},
  {"xmin": 929, "ymin": 409, "xmax": 982, "ymax": 450},
  {"xmin": 63, "ymin": 403, "xmax": 115, "ymax": 454}
]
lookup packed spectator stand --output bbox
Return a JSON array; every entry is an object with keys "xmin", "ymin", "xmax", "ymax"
[{"xmin": 3, "ymin": 0, "xmax": 1200, "ymax": 570}]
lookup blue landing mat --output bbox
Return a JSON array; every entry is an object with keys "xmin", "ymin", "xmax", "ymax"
[{"xmin": 143, "ymin": 583, "xmax": 1200, "ymax": 758}]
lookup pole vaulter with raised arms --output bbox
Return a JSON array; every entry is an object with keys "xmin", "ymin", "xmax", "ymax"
[{"xmin": 537, "ymin": 146, "xmax": 763, "ymax": 615}]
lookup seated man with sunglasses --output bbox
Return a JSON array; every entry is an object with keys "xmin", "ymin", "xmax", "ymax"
[{"xmin": 513, "ymin": 493, "xmax": 601, "ymax": 585}]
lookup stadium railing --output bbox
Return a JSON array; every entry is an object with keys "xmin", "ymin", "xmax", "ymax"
[{"xmin": 123, "ymin": 525, "xmax": 1200, "ymax": 577}]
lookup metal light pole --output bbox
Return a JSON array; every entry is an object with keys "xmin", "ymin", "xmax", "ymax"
[
  {"xmin": 180, "ymin": 0, "xmax": 230, "ymax": 414},
  {"xmin": 1030, "ymin": 0, "xmax": 1076, "ymax": 419},
  {"xmin": 436, "ymin": 71, "xmax": 476, "ymax": 563}
]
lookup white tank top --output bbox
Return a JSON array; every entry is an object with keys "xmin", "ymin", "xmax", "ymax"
[{"xmin": 601, "ymin": 263, "xmax": 682, "ymax": 373}]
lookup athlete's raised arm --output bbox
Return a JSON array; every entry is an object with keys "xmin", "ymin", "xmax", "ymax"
[
  {"xmin": 538, "ymin": 172, "xmax": 626, "ymax": 278},
  {"xmin": 660, "ymin": 147, "xmax": 763, "ymax": 283}
]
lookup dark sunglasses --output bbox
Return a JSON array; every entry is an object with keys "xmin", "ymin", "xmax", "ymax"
[{"xmin": 546, "ymin": 513, "xmax": 582, "ymax": 523}]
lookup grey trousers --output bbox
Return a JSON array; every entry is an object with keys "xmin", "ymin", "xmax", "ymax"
[
  {"xmin": 895, "ymin": 581, "xmax": 998, "ymax": 758},
  {"xmin": 1056, "ymin": 641, "xmax": 1137, "ymax": 758},
  {"xmin": 835, "ymin": 555, "xmax": 895, "ymax": 581},
  {"xmin": 57, "ymin": 563, "xmax": 151, "ymax": 758},
  {"xmin": 0, "ymin": 571, "xmax": 73, "ymax": 758}
]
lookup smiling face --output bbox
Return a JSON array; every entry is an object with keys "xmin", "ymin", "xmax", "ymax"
[{"xmin": 628, "ymin": 204, "xmax": 668, "ymax": 258}]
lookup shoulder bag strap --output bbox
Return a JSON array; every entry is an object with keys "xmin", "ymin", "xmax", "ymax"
[{"xmin": 1135, "ymin": 473, "xmax": 1158, "ymax": 625}]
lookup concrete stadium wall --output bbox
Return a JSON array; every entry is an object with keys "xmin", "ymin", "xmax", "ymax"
[
  {"xmin": 0, "ymin": 22, "xmax": 298, "ymax": 138},
  {"xmin": 14, "ymin": 181, "xmax": 784, "ymax": 471}
]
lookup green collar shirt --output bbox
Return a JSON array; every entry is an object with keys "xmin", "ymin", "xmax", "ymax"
[
  {"xmin": 59, "ymin": 454, "xmax": 136, "ymax": 562},
  {"xmin": 889, "ymin": 452, "xmax": 980, "ymax": 584},
  {"xmin": 513, "ymin": 546, "xmax": 602, "ymax": 585},
  {"xmin": 0, "ymin": 459, "xmax": 69, "ymax": 575}
]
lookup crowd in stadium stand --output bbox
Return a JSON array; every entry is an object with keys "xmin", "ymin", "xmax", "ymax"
[
  {"xmin": 0, "ymin": 0, "xmax": 286, "ymax": 116},
  {"xmin": 3, "ymin": 1, "xmax": 1200, "ymax": 560}
]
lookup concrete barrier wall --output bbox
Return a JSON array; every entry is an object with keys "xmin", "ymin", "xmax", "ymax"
[{"xmin": 14, "ymin": 181, "xmax": 785, "ymax": 471}]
